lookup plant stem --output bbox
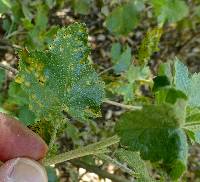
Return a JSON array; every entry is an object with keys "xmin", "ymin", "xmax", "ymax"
[
  {"xmin": 103, "ymin": 99, "xmax": 142, "ymax": 110},
  {"xmin": 0, "ymin": 63, "xmax": 18, "ymax": 75},
  {"xmin": 71, "ymin": 159, "xmax": 130, "ymax": 182},
  {"xmin": 43, "ymin": 135, "xmax": 120, "ymax": 166},
  {"xmin": 98, "ymin": 67, "xmax": 113, "ymax": 76},
  {"xmin": 96, "ymin": 154, "xmax": 135, "ymax": 176}
]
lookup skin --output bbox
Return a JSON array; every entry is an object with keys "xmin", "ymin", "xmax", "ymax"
[{"xmin": 0, "ymin": 112, "xmax": 48, "ymax": 162}]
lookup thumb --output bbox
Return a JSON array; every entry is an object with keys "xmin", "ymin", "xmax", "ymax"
[{"xmin": 0, "ymin": 158, "xmax": 48, "ymax": 182}]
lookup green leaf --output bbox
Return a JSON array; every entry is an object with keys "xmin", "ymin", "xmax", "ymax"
[
  {"xmin": 151, "ymin": 0, "xmax": 189, "ymax": 24},
  {"xmin": 0, "ymin": 69, "xmax": 5, "ymax": 89},
  {"xmin": 153, "ymin": 76, "xmax": 170, "ymax": 92},
  {"xmin": 7, "ymin": 81, "xmax": 29, "ymax": 106},
  {"xmin": 45, "ymin": 0, "xmax": 56, "ymax": 9},
  {"xmin": 116, "ymin": 149, "xmax": 152, "ymax": 182},
  {"xmin": 18, "ymin": 106, "xmax": 36, "ymax": 126},
  {"xmin": 138, "ymin": 27, "xmax": 163, "ymax": 65},
  {"xmin": 105, "ymin": 1, "xmax": 140, "ymax": 36},
  {"xmin": 72, "ymin": 0, "xmax": 91, "ymax": 15},
  {"xmin": 175, "ymin": 58, "xmax": 200, "ymax": 107},
  {"xmin": 158, "ymin": 61, "xmax": 173, "ymax": 83},
  {"xmin": 126, "ymin": 65, "xmax": 150, "ymax": 84},
  {"xmin": 21, "ymin": 3, "xmax": 33, "ymax": 20},
  {"xmin": 16, "ymin": 23, "xmax": 105, "ymax": 121},
  {"xmin": 46, "ymin": 166, "xmax": 58, "ymax": 182},
  {"xmin": 185, "ymin": 107, "xmax": 200, "ymax": 144},
  {"xmin": 0, "ymin": 0, "xmax": 11, "ymax": 14},
  {"xmin": 115, "ymin": 104, "xmax": 188, "ymax": 180},
  {"xmin": 111, "ymin": 43, "xmax": 121, "ymax": 61},
  {"xmin": 117, "ymin": 82, "xmax": 135, "ymax": 103},
  {"xmin": 111, "ymin": 43, "xmax": 132, "ymax": 74}
]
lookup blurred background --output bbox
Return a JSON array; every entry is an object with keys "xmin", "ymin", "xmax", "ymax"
[{"xmin": 0, "ymin": 0, "xmax": 200, "ymax": 181}]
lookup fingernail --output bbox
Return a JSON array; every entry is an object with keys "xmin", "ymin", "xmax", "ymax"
[{"xmin": 0, "ymin": 158, "xmax": 48, "ymax": 182}]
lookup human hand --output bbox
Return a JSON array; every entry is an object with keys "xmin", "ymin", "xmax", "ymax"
[{"xmin": 0, "ymin": 113, "xmax": 48, "ymax": 182}]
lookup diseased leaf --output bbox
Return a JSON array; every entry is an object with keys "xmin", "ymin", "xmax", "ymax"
[
  {"xmin": 138, "ymin": 27, "xmax": 163, "ymax": 65},
  {"xmin": 16, "ymin": 23, "xmax": 105, "ymax": 121},
  {"xmin": 116, "ymin": 149, "xmax": 152, "ymax": 182},
  {"xmin": 151, "ymin": 0, "xmax": 189, "ymax": 24},
  {"xmin": 115, "ymin": 104, "xmax": 188, "ymax": 180},
  {"xmin": 105, "ymin": 1, "xmax": 140, "ymax": 36}
]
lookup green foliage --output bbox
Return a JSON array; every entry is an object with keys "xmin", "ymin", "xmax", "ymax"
[
  {"xmin": 72, "ymin": 0, "xmax": 91, "ymax": 15},
  {"xmin": 16, "ymin": 23, "xmax": 105, "ymax": 122},
  {"xmin": 185, "ymin": 107, "xmax": 200, "ymax": 144},
  {"xmin": 138, "ymin": 27, "xmax": 163, "ymax": 65},
  {"xmin": 1, "ymin": 0, "xmax": 57, "ymax": 49},
  {"xmin": 116, "ymin": 149, "xmax": 152, "ymax": 182},
  {"xmin": 111, "ymin": 43, "xmax": 132, "ymax": 74},
  {"xmin": 107, "ymin": 64, "xmax": 151, "ymax": 103},
  {"xmin": 115, "ymin": 103, "xmax": 188, "ymax": 180},
  {"xmin": 105, "ymin": 1, "xmax": 141, "ymax": 36},
  {"xmin": 0, "ymin": 0, "xmax": 11, "ymax": 14},
  {"xmin": 1, "ymin": 0, "xmax": 200, "ymax": 181},
  {"xmin": 0, "ymin": 69, "xmax": 5, "ymax": 89},
  {"xmin": 151, "ymin": 0, "xmax": 189, "ymax": 24}
]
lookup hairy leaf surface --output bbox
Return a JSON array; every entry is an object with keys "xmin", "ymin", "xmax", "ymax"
[
  {"xmin": 115, "ymin": 104, "xmax": 188, "ymax": 179},
  {"xmin": 16, "ymin": 23, "xmax": 105, "ymax": 121},
  {"xmin": 116, "ymin": 149, "xmax": 152, "ymax": 182},
  {"xmin": 175, "ymin": 59, "xmax": 200, "ymax": 107}
]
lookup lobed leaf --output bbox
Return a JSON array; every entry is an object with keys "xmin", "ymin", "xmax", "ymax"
[
  {"xmin": 111, "ymin": 43, "xmax": 132, "ymax": 74},
  {"xmin": 115, "ymin": 104, "xmax": 188, "ymax": 180},
  {"xmin": 151, "ymin": 0, "xmax": 189, "ymax": 24},
  {"xmin": 16, "ymin": 23, "xmax": 105, "ymax": 121},
  {"xmin": 175, "ymin": 58, "xmax": 200, "ymax": 107},
  {"xmin": 105, "ymin": 1, "xmax": 140, "ymax": 36}
]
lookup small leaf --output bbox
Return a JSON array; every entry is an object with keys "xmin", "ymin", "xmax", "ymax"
[
  {"xmin": 72, "ymin": 0, "xmax": 91, "ymax": 15},
  {"xmin": 126, "ymin": 65, "xmax": 150, "ymax": 84},
  {"xmin": 138, "ymin": 27, "xmax": 163, "ymax": 65},
  {"xmin": 45, "ymin": 0, "xmax": 56, "ymax": 9},
  {"xmin": 116, "ymin": 149, "xmax": 152, "ymax": 182},
  {"xmin": 111, "ymin": 44, "xmax": 132, "ymax": 74},
  {"xmin": 21, "ymin": 3, "xmax": 33, "ymax": 20},
  {"xmin": 115, "ymin": 104, "xmax": 188, "ymax": 180},
  {"xmin": 105, "ymin": 2, "xmax": 140, "ymax": 36},
  {"xmin": 151, "ymin": 0, "xmax": 189, "ymax": 24},
  {"xmin": 0, "ymin": 69, "xmax": 5, "ymax": 89},
  {"xmin": 185, "ymin": 107, "xmax": 200, "ymax": 144}
]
